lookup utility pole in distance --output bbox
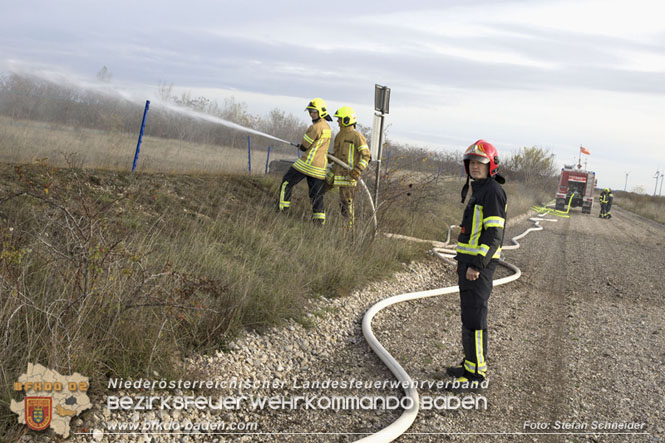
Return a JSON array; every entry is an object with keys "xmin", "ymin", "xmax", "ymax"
[
  {"xmin": 655, "ymin": 169, "xmax": 661, "ymax": 196},
  {"xmin": 624, "ymin": 171, "xmax": 629, "ymax": 192}
]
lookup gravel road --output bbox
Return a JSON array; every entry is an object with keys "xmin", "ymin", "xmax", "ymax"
[{"xmin": 67, "ymin": 205, "xmax": 664, "ymax": 443}]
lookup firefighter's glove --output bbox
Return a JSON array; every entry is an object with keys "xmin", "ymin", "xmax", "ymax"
[
  {"xmin": 298, "ymin": 144, "xmax": 307, "ymax": 152},
  {"xmin": 349, "ymin": 168, "xmax": 362, "ymax": 180},
  {"xmin": 325, "ymin": 169, "xmax": 335, "ymax": 186}
]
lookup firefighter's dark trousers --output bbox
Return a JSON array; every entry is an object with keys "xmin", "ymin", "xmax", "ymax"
[
  {"xmin": 278, "ymin": 167, "xmax": 326, "ymax": 222},
  {"xmin": 600, "ymin": 202, "xmax": 608, "ymax": 217},
  {"xmin": 457, "ymin": 260, "xmax": 497, "ymax": 377}
]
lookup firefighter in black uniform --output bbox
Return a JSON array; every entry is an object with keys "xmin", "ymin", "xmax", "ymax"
[
  {"xmin": 599, "ymin": 188, "xmax": 613, "ymax": 219},
  {"xmin": 605, "ymin": 188, "xmax": 613, "ymax": 219},
  {"xmin": 447, "ymin": 140, "xmax": 506, "ymax": 383},
  {"xmin": 599, "ymin": 188, "xmax": 608, "ymax": 218}
]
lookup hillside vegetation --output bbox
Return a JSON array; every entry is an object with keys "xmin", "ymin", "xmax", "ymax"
[{"xmin": 612, "ymin": 190, "xmax": 665, "ymax": 225}]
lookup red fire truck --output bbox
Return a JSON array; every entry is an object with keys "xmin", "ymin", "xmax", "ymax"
[{"xmin": 555, "ymin": 165, "xmax": 596, "ymax": 214}]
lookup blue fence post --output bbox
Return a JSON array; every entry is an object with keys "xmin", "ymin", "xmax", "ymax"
[
  {"xmin": 265, "ymin": 146, "xmax": 271, "ymax": 175},
  {"xmin": 247, "ymin": 136, "xmax": 252, "ymax": 174},
  {"xmin": 132, "ymin": 100, "xmax": 150, "ymax": 173}
]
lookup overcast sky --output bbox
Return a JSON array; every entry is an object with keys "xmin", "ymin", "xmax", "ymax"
[{"xmin": 2, "ymin": 0, "xmax": 665, "ymax": 193}]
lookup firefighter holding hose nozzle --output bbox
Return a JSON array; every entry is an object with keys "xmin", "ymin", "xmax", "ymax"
[
  {"xmin": 447, "ymin": 140, "xmax": 506, "ymax": 384},
  {"xmin": 277, "ymin": 98, "xmax": 332, "ymax": 224},
  {"xmin": 326, "ymin": 106, "xmax": 371, "ymax": 229}
]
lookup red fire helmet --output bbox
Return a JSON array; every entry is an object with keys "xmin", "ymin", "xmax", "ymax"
[{"xmin": 463, "ymin": 139, "xmax": 500, "ymax": 177}]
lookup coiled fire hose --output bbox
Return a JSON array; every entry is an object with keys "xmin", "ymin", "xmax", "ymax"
[
  {"xmin": 356, "ymin": 213, "xmax": 557, "ymax": 442},
  {"xmin": 531, "ymin": 192, "xmax": 576, "ymax": 218}
]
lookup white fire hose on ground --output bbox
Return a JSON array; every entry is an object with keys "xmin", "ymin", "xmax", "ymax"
[{"xmin": 355, "ymin": 214, "xmax": 557, "ymax": 442}]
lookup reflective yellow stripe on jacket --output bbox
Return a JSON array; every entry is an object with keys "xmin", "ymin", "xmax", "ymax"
[
  {"xmin": 332, "ymin": 127, "xmax": 371, "ymax": 186},
  {"xmin": 293, "ymin": 120, "xmax": 331, "ymax": 180},
  {"xmin": 456, "ymin": 204, "xmax": 503, "ymax": 258}
]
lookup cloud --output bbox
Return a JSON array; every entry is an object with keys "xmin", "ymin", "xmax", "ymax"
[
  {"xmin": 2, "ymin": 0, "xmax": 665, "ymax": 191},
  {"xmin": 4, "ymin": 0, "xmax": 664, "ymax": 101}
]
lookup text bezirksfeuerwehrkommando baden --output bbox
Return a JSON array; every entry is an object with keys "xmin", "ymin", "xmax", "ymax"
[{"xmin": 107, "ymin": 394, "xmax": 487, "ymax": 411}]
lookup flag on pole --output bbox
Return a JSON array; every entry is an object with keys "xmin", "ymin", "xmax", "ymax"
[{"xmin": 580, "ymin": 146, "xmax": 590, "ymax": 155}]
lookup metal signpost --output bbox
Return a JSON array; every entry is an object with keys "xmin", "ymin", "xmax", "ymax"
[{"xmin": 370, "ymin": 84, "xmax": 390, "ymax": 209}]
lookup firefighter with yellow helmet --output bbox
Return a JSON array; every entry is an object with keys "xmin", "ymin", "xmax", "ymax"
[
  {"xmin": 326, "ymin": 106, "xmax": 371, "ymax": 228},
  {"xmin": 599, "ymin": 187, "xmax": 613, "ymax": 219},
  {"xmin": 447, "ymin": 139, "xmax": 506, "ymax": 385},
  {"xmin": 278, "ymin": 98, "xmax": 332, "ymax": 223}
]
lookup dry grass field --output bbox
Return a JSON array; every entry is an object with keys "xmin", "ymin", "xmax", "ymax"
[
  {"xmin": 613, "ymin": 189, "xmax": 665, "ymax": 225},
  {"xmin": 0, "ymin": 116, "xmax": 294, "ymax": 174}
]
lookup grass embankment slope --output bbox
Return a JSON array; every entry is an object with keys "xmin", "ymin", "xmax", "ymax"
[
  {"xmin": 613, "ymin": 190, "xmax": 665, "ymax": 225},
  {"xmin": 0, "ymin": 158, "xmax": 548, "ymax": 437}
]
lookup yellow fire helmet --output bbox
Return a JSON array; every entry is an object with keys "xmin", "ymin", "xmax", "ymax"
[
  {"xmin": 334, "ymin": 106, "xmax": 358, "ymax": 127},
  {"xmin": 305, "ymin": 97, "xmax": 331, "ymax": 120}
]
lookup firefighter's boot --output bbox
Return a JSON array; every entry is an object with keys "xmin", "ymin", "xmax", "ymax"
[
  {"xmin": 446, "ymin": 360, "xmax": 466, "ymax": 378},
  {"xmin": 454, "ymin": 370, "xmax": 486, "ymax": 386}
]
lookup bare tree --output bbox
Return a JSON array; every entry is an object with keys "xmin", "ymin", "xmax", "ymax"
[{"xmin": 503, "ymin": 146, "xmax": 557, "ymax": 184}]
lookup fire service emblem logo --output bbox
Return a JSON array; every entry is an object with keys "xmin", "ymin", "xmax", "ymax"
[
  {"xmin": 11, "ymin": 363, "xmax": 91, "ymax": 437},
  {"xmin": 25, "ymin": 397, "xmax": 52, "ymax": 431}
]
